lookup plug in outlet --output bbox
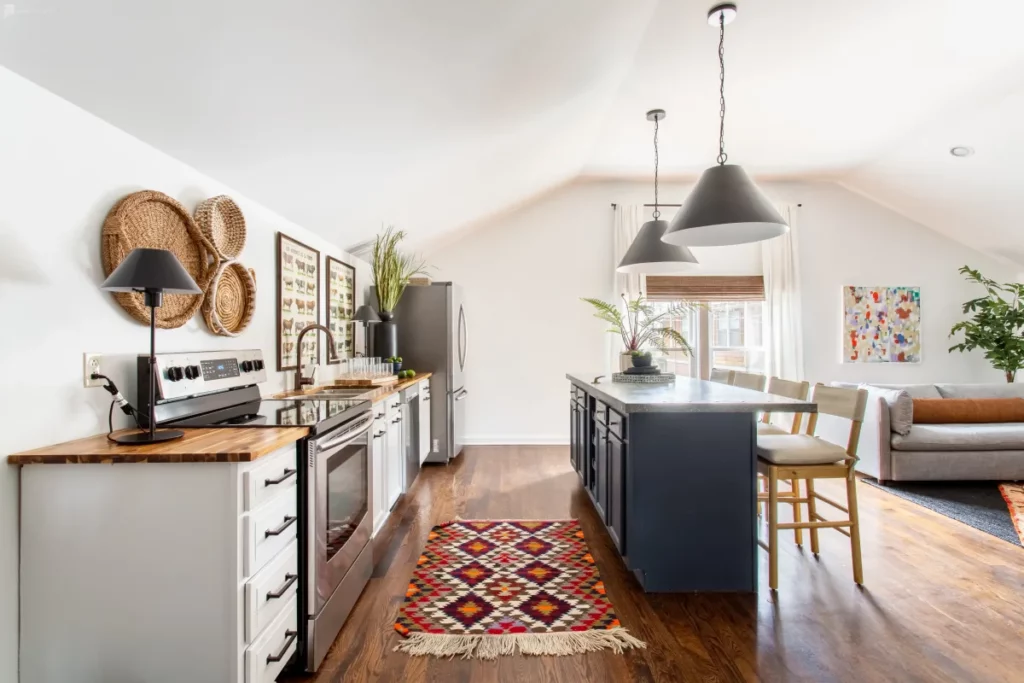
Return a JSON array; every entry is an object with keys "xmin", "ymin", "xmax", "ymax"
[
  {"xmin": 84, "ymin": 353, "xmax": 104, "ymax": 387},
  {"xmin": 432, "ymin": 438, "xmax": 439, "ymax": 453}
]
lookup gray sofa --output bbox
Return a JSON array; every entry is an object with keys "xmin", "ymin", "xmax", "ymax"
[{"xmin": 826, "ymin": 383, "xmax": 1024, "ymax": 482}]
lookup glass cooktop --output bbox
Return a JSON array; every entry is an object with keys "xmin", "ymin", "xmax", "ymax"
[{"xmin": 167, "ymin": 397, "xmax": 370, "ymax": 433}]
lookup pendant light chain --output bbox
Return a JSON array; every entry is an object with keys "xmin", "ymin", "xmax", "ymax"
[
  {"xmin": 717, "ymin": 11, "xmax": 728, "ymax": 166},
  {"xmin": 653, "ymin": 114, "xmax": 661, "ymax": 219}
]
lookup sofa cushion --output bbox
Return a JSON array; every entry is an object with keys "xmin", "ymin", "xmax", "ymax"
[
  {"xmin": 863, "ymin": 386, "xmax": 913, "ymax": 435},
  {"xmin": 912, "ymin": 398, "xmax": 1024, "ymax": 424},
  {"xmin": 891, "ymin": 423, "xmax": 1024, "ymax": 452},
  {"xmin": 865, "ymin": 383, "xmax": 943, "ymax": 400},
  {"xmin": 934, "ymin": 384, "xmax": 1024, "ymax": 399}
]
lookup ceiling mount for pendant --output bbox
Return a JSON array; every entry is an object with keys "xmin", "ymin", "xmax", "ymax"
[
  {"xmin": 707, "ymin": 3, "xmax": 737, "ymax": 26},
  {"xmin": 617, "ymin": 109, "xmax": 698, "ymax": 274},
  {"xmin": 662, "ymin": 2, "xmax": 788, "ymax": 248}
]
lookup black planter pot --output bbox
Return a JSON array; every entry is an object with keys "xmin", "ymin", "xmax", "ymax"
[
  {"xmin": 631, "ymin": 353, "xmax": 653, "ymax": 368},
  {"xmin": 372, "ymin": 311, "xmax": 398, "ymax": 360}
]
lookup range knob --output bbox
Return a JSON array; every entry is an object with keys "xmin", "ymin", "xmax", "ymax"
[
  {"xmin": 254, "ymin": 359, "xmax": 265, "ymax": 371},
  {"xmin": 166, "ymin": 366, "xmax": 185, "ymax": 382},
  {"xmin": 240, "ymin": 360, "xmax": 254, "ymax": 373},
  {"xmin": 184, "ymin": 365, "xmax": 201, "ymax": 380}
]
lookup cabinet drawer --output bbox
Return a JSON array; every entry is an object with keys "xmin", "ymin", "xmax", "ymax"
[
  {"xmin": 245, "ymin": 539, "xmax": 299, "ymax": 642},
  {"xmin": 593, "ymin": 400, "xmax": 609, "ymax": 425},
  {"xmin": 245, "ymin": 594, "xmax": 298, "ymax": 683},
  {"xmin": 607, "ymin": 408, "xmax": 626, "ymax": 439},
  {"xmin": 243, "ymin": 447, "xmax": 298, "ymax": 512},
  {"xmin": 243, "ymin": 487, "xmax": 298, "ymax": 577}
]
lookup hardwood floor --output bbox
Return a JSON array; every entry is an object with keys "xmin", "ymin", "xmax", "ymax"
[{"xmin": 287, "ymin": 446, "xmax": 1024, "ymax": 683}]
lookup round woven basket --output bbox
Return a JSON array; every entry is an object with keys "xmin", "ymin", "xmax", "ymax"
[
  {"xmin": 203, "ymin": 262, "xmax": 257, "ymax": 336},
  {"xmin": 101, "ymin": 191, "xmax": 218, "ymax": 328},
  {"xmin": 195, "ymin": 195, "xmax": 246, "ymax": 260}
]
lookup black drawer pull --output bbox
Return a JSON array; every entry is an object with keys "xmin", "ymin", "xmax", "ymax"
[
  {"xmin": 375, "ymin": 412, "xmax": 385, "ymax": 419},
  {"xmin": 266, "ymin": 630, "xmax": 298, "ymax": 664},
  {"xmin": 266, "ymin": 573, "xmax": 298, "ymax": 600},
  {"xmin": 391, "ymin": 417, "xmax": 402, "ymax": 423},
  {"xmin": 373, "ymin": 431, "xmax": 385, "ymax": 439},
  {"xmin": 423, "ymin": 397, "xmax": 430, "ymax": 403},
  {"xmin": 264, "ymin": 515, "xmax": 297, "ymax": 538},
  {"xmin": 264, "ymin": 469, "xmax": 296, "ymax": 486}
]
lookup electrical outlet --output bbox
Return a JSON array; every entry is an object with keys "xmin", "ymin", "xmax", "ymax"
[
  {"xmin": 84, "ymin": 353, "xmax": 104, "ymax": 388},
  {"xmin": 432, "ymin": 438, "xmax": 439, "ymax": 453}
]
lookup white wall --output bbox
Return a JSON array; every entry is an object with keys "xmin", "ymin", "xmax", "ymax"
[
  {"xmin": 0, "ymin": 68, "xmax": 371, "ymax": 682},
  {"xmin": 427, "ymin": 177, "xmax": 1016, "ymax": 444}
]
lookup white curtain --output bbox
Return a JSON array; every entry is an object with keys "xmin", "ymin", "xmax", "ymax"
[
  {"xmin": 610, "ymin": 205, "xmax": 644, "ymax": 370},
  {"xmin": 761, "ymin": 204, "xmax": 805, "ymax": 380}
]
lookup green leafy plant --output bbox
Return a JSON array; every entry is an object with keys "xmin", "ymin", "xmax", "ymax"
[
  {"xmin": 948, "ymin": 266, "xmax": 1024, "ymax": 383},
  {"xmin": 630, "ymin": 350, "xmax": 651, "ymax": 357},
  {"xmin": 371, "ymin": 226, "xmax": 429, "ymax": 313},
  {"xmin": 581, "ymin": 295, "xmax": 695, "ymax": 355}
]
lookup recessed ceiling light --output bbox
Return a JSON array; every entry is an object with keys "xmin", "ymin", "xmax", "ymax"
[{"xmin": 950, "ymin": 146, "xmax": 974, "ymax": 157}]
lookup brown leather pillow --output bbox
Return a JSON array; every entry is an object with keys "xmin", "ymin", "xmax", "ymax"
[{"xmin": 912, "ymin": 398, "xmax": 1024, "ymax": 424}]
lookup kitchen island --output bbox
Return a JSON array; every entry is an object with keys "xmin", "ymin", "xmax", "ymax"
[{"xmin": 567, "ymin": 372, "xmax": 814, "ymax": 592}]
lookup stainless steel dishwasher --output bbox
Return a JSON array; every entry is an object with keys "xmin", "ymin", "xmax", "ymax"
[{"xmin": 401, "ymin": 382, "xmax": 420, "ymax": 492}]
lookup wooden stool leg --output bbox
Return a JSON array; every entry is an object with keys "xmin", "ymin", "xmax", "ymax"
[
  {"xmin": 846, "ymin": 474, "xmax": 864, "ymax": 585},
  {"xmin": 768, "ymin": 467, "xmax": 779, "ymax": 591},
  {"xmin": 806, "ymin": 478, "xmax": 820, "ymax": 556},
  {"xmin": 791, "ymin": 478, "xmax": 803, "ymax": 547}
]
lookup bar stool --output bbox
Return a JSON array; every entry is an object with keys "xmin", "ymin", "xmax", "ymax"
[
  {"xmin": 756, "ymin": 384, "xmax": 868, "ymax": 591},
  {"xmin": 756, "ymin": 377, "xmax": 810, "ymax": 525},
  {"xmin": 709, "ymin": 368, "xmax": 732, "ymax": 384},
  {"xmin": 729, "ymin": 370, "xmax": 766, "ymax": 392}
]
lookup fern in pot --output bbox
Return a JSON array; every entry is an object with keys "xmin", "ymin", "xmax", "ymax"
[
  {"xmin": 371, "ymin": 226, "xmax": 428, "ymax": 358},
  {"xmin": 582, "ymin": 295, "xmax": 695, "ymax": 372}
]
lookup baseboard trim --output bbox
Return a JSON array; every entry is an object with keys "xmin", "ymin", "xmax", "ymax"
[{"xmin": 463, "ymin": 436, "xmax": 569, "ymax": 446}]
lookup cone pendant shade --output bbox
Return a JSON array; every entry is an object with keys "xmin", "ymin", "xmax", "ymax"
[
  {"xmin": 662, "ymin": 165, "xmax": 788, "ymax": 247},
  {"xmin": 617, "ymin": 219, "xmax": 697, "ymax": 274}
]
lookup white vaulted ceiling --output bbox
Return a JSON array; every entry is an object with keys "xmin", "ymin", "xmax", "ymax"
[{"xmin": 2, "ymin": 0, "xmax": 1024, "ymax": 263}]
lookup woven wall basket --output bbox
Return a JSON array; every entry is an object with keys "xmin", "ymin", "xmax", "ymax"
[
  {"xmin": 203, "ymin": 262, "xmax": 257, "ymax": 336},
  {"xmin": 101, "ymin": 190, "xmax": 218, "ymax": 328},
  {"xmin": 195, "ymin": 195, "xmax": 246, "ymax": 260}
]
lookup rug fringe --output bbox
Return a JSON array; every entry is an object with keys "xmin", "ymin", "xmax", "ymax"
[{"xmin": 394, "ymin": 628, "xmax": 647, "ymax": 660}]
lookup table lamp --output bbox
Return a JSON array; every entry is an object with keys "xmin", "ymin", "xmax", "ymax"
[
  {"xmin": 100, "ymin": 248, "xmax": 202, "ymax": 444},
  {"xmin": 352, "ymin": 304, "xmax": 380, "ymax": 357}
]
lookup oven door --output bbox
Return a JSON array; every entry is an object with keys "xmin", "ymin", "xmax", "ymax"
[{"xmin": 310, "ymin": 410, "xmax": 373, "ymax": 615}]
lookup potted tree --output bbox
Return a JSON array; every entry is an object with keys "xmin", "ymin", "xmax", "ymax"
[
  {"xmin": 371, "ymin": 226, "xmax": 428, "ymax": 359},
  {"xmin": 948, "ymin": 266, "xmax": 1024, "ymax": 382},
  {"xmin": 582, "ymin": 295, "xmax": 694, "ymax": 372}
]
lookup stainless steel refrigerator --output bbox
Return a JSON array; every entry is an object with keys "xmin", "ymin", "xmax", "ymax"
[{"xmin": 372, "ymin": 282, "xmax": 467, "ymax": 463}]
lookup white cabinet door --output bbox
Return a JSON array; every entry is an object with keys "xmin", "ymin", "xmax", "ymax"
[
  {"xmin": 385, "ymin": 399, "xmax": 403, "ymax": 509},
  {"xmin": 418, "ymin": 380, "xmax": 431, "ymax": 464},
  {"xmin": 371, "ymin": 419, "xmax": 387, "ymax": 536}
]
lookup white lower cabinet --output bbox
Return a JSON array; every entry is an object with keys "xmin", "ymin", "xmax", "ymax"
[
  {"xmin": 371, "ymin": 406, "xmax": 388, "ymax": 536},
  {"xmin": 19, "ymin": 444, "xmax": 301, "ymax": 683},
  {"xmin": 418, "ymin": 378, "xmax": 432, "ymax": 463},
  {"xmin": 245, "ymin": 594, "xmax": 299, "ymax": 683},
  {"xmin": 385, "ymin": 395, "xmax": 403, "ymax": 509}
]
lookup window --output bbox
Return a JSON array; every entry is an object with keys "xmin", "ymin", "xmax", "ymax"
[
  {"xmin": 646, "ymin": 275, "xmax": 766, "ymax": 379},
  {"xmin": 648, "ymin": 302, "xmax": 698, "ymax": 377}
]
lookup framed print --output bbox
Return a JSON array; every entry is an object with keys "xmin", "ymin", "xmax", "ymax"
[
  {"xmin": 842, "ymin": 286, "xmax": 921, "ymax": 363},
  {"xmin": 277, "ymin": 232, "xmax": 321, "ymax": 371},
  {"xmin": 325, "ymin": 255, "xmax": 356, "ymax": 364}
]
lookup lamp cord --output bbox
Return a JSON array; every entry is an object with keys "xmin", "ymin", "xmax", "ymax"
[
  {"xmin": 653, "ymin": 114, "xmax": 661, "ymax": 219},
  {"xmin": 717, "ymin": 11, "xmax": 728, "ymax": 166}
]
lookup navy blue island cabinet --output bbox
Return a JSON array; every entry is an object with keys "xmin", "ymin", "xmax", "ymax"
[{"xmin": 568, "ymin": 373, "xmax": 814, "ymax": 593}]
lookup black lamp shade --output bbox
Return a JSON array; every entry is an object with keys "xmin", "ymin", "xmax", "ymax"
[
  {"xmin": 100, "ymin": 248, "xmax": 201, "ymax": 294},
  {"xmin": 662, "ymin": 165, "xmax": 788, "ymax": 247},
  {"xmin": 617, "ymin": 219, "xmax": 698, "ymax": 274},
  {"xmin": 353, "ymin": 304, "xmax": 381, "ymax": 324}
]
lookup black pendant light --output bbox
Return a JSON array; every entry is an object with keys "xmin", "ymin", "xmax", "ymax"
[
  {"xmin": 662, "ymin": 3, "xmax": 788, "ymax": 248},
  {"xmin": 617, "ymin": 109, "xmax": 698, "ymax": 274}
]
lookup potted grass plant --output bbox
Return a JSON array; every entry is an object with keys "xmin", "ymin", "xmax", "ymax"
[
  {"xmin": 582, "ymin": 295, "xmax": 695, "ymax": 372},
  {"xmin": 371, "ymin": 226, "xmax": 428, "ymax": 358}
]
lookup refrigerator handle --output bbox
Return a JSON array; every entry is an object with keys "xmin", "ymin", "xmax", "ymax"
[{"xmin": 457, "ymin": 304, "xmax": 467, "ymax": 371}]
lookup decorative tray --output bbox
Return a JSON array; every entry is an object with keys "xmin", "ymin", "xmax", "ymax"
[{"xmin": 612, "ymin": 372, "xmax": 675, "ymax": 384}]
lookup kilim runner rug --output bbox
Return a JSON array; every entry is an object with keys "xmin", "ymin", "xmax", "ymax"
[{"xmin": 393, "ymin": 519, "xmax": 646, "ymax": 659}]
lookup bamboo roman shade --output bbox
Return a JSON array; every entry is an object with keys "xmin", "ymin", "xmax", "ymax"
[{"xmin": 646, "ymin": 275, "xmax": 765, "ymax": 302}]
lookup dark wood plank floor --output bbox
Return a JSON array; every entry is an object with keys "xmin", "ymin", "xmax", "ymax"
[{"xmin": 287, "ymin": 446, "xmax": 1024, "ymax": 683}]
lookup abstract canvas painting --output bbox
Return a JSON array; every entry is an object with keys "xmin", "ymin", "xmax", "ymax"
[{"xmin": 842, "ymin": 286, "xmax": 921, "ymax": 363}]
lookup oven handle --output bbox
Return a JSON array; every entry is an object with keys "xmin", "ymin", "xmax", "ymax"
[{"xmin": 315, "ymin": 411, "xmax": 374, "ymax": 453}]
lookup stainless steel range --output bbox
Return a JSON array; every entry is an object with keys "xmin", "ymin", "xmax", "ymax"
[{"xmin": 137, "ymin": 349, "xmax": 374, "ymax": 673}]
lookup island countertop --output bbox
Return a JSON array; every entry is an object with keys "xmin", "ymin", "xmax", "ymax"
[{"xmin": 567, "ymin": 372, "xmax": 816, "ymax": 414}]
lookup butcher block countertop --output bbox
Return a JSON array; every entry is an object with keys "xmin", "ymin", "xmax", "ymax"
[
  {"xmin": 270, "ymin": 372, "xmax": 433, "ymax": 404},
  {"xmin": 7, "ymin": 427, "xmax": 310, "ymax": 465}
]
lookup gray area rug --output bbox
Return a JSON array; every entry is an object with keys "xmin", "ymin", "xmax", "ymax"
[{"xmin": 863, "ymin": 479, "xmax": 1021, "ymax": 546}]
